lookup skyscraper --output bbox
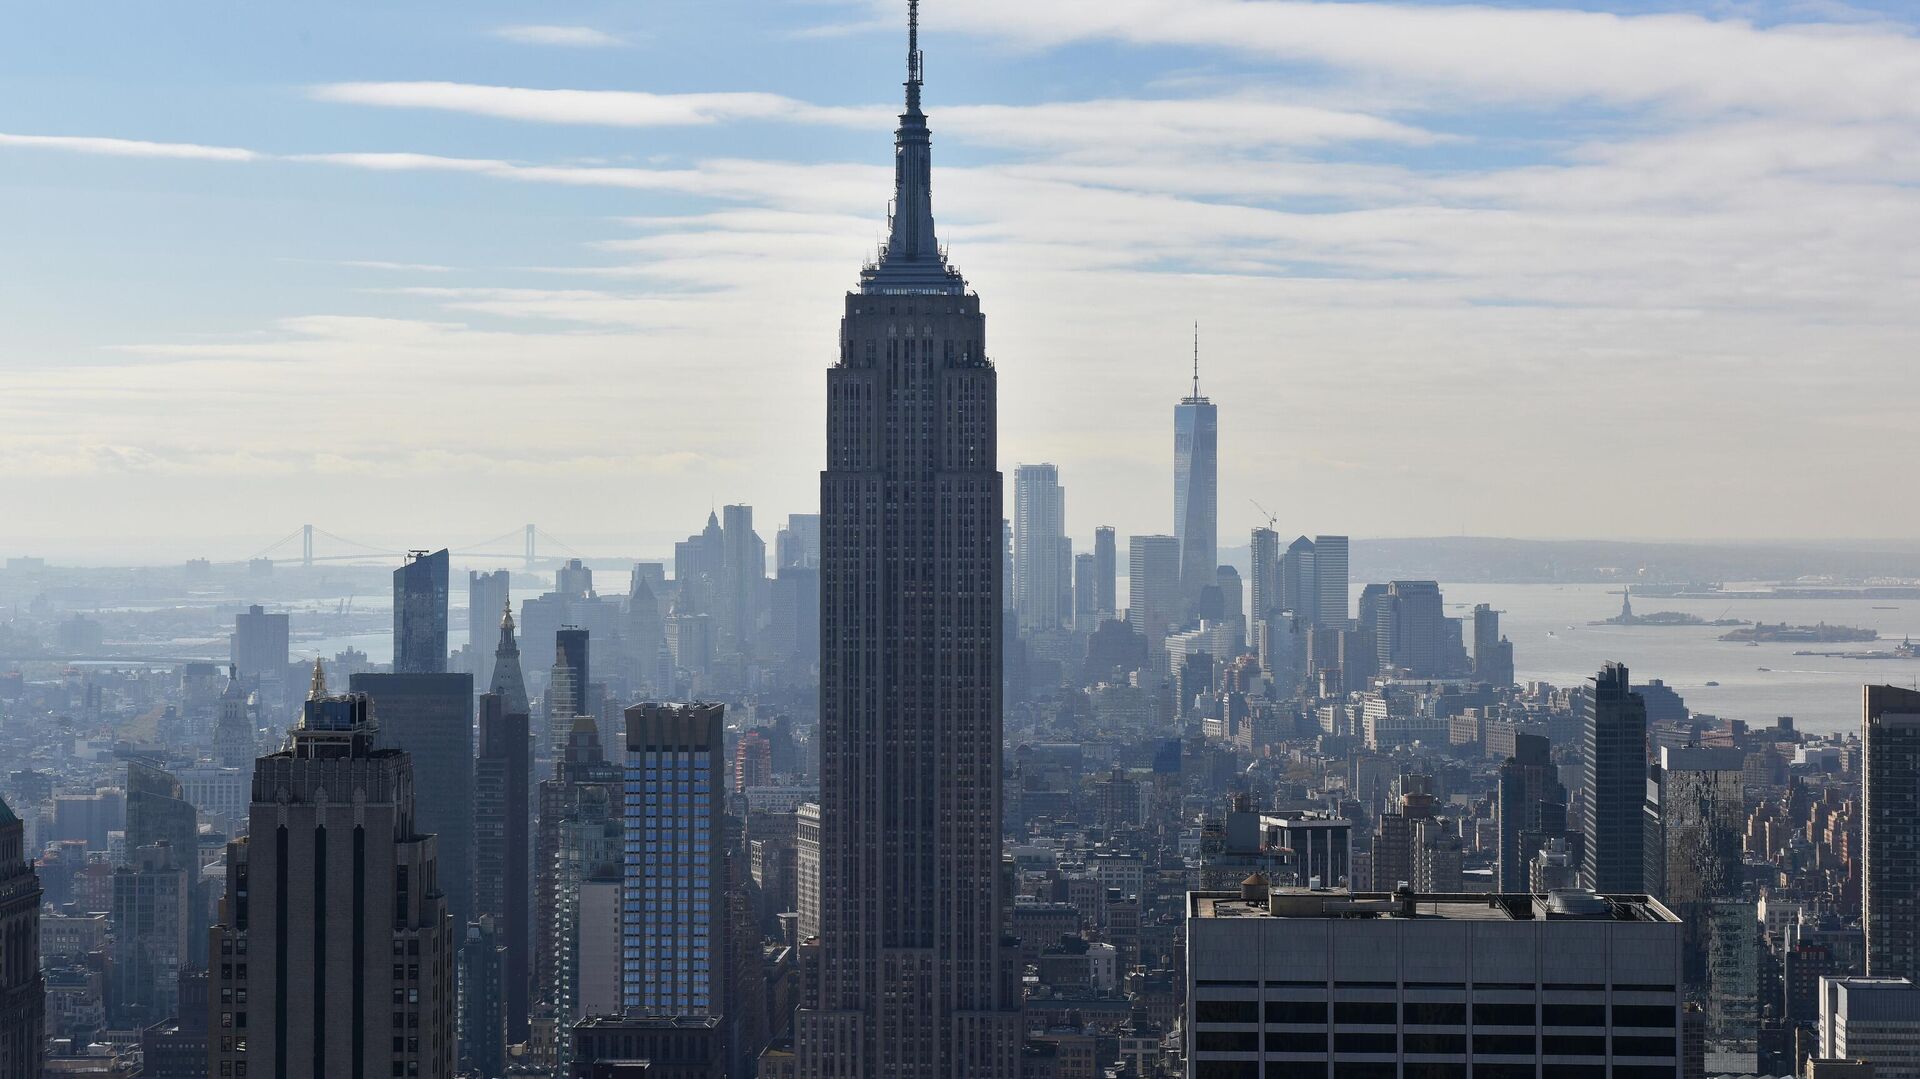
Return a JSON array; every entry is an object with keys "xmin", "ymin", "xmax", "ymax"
[
  {"xmin": 800, "ymin": 5, "xmax": 1022, "ymax": 1073},
  {"xmin": 231, "ymin": 603, "xmax": 289, "ymax": 682},
  {"xmin": 1472, "ymin": 603, "xmax": 1516, "ymax": 685},
  {"xmin": 469, "ymin": 569, "xmax": 511, "ymax": 689},
  {"xmin": 1174, "ymin": 327, "xmax": 1218, "ymax": 612},
  {"xmin": 1374, "ymin": 580, "xmax": 1447, "ymax": 677},
  {"xmin": 777, "ymin": 513, "xmax": 822, "ymax": 569},
  {"xmin": 1128, "ymin": 535, "xmax": 1181, "ymax": 666},
  {"xmin": 1013, "ymin": 463, "xmax": 1067, "ymax": 634},
  {"xmin": 1312, "ymin": 534, "xmax": 1349, "ymax": 625},
  {"xmin": 395, "ymin": 548, "xmax": 450, "ymax": 674},
  {"xmin": 209, "ymin": 680, "xmax": 454, "ymax": 1079},
  {"xmin": 1073, "ymin": 552, "xmax": 1097, "ymax": 629},
  {"xmin": 353, "ymin": 669, "xmax": 475, "ymax": 935},
  {"xmin": 1864, "ymin": 684, "xmax": 1920, "ymax": 981},
  {"xmin": 719, "ymin": 504, "xmax": 765, "ymax": 657},
  {"xmin": 474, "ymin": 691, "xmax": 532, "ymax": 1042},
  {"xmin": 1279, "ymin": 535, "xmax": 1316, "ymax": 621},
  {"xmin": 1581, "ymin": 661, "xmax": 1649, "ymax": 895},
  {"xmin": 621, "ymin": 703, "xmax": 725, "ymax": 1017},
  {"xmin": 1249, "ymin": 527, "xmax": 1280, "ymax": 622},
  {"xmin": 1495, "ymin": 733, "xmax": 1567, "ymax": 893},
  {"xmin": 1093, "ymin": 526, "xmax": 1117, "ymax": 620},
  {"xmin": 0, "ymin": 794, "xmax": 45, "ymax": 1079}
]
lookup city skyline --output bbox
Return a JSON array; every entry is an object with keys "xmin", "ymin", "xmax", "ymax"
[{"xmin": 7, "ymin": 1, "xmax": 1920, "ymax": 553}]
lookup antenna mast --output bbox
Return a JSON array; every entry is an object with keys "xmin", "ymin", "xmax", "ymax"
[
  {"xmin": 906, "ymin": 0, "xmax": 924, "ymax": 112},
  {"xmin": 1192, "ymin": 321, "xmax": 1201, "ymax": 398}
]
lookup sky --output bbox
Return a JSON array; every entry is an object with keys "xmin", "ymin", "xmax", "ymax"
[{"xmin": 3, "ymin": 0, "xmax": 1918, "ymax": 563}]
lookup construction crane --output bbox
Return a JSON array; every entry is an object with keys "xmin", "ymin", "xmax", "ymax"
[{"xmin": 1249, "ymin": 499, "xmax": 1279, "ymax": 531}]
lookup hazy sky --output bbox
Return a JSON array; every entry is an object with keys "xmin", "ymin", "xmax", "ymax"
[{"xmin": 3, "ymin": 0, "xmax": 1918, "ymax": 562}]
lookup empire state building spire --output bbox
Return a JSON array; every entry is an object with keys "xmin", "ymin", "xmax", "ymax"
[{"xmin": 864, "ymin": 0, "xmax": 962, "ymax": 295}]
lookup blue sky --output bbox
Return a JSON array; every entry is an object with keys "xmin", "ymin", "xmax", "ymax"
[{"xmin": 3, "ymin": 0, "xmax": 1919, "ymax": 560}]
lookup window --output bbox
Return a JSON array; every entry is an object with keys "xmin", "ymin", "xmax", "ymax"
[
  {"xmin": 1267, "ymin": 999, "xmax": 1327, "ymax": 1024},
  {"xmin": 1612, "ymin": 1005, "xmax": 1675, "ymax": 1028},
  {"xmin": 1194, "ymin": 1064, "xmax": 1258, "ymax": 1079},
  {"xmin": 1334, "ymin": 1001, "xmax": 1397, "ymax": 1025},
  {"xmin": 1542, "ymin": 1003, "xmax": 1606, "ymax": 1027},
  {"xmin": 1334, "ymin": 1031, "xmax": 1397, "ymax": 1054},
  {"xmin": 1474, "ymin": 1002, "xmax": 1536, "ymax": 1026},
  {"xmin": 1404, "ymin": 1065, "xmax": 1466, "ymax": 1079},
  {"xmin": 1266, "ymin": 1030, "xmax": 1326, "ymax": 1053},
  {"xmin": 1543, "ymin": 1035, "xmax": 1606, "ymax": 1056},
  {"xmin": 1194, "ymin": 1031, "xmax": 1258, "ymax": 1053},
  {"xmin": 1335, "ymin": 1065, "xmax": 1397, "ymax": 1079},
  {"xmin": 1404, "ymin": 1033, "xmax": 1465, "ymax": 1054},
  {"xmin": 1195, "ymin": 999, "xmax": 1258, "ymax": 1025},
  {"xmin": 1405, "ymin": 1001, "xmax": 1466, "ymax": 1025},
  {"xmin": 1614, "ymin": 1036, "xmax": 1676, "ymax": 1058},
  {"xmin": 1473, "ymin": 1034, "xmax": 1536, "ymax": 1056}
]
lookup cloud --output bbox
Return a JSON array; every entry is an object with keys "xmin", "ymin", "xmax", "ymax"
[
  {"xmin": 900, "ymin": 0, "xmax": 1920, "ymax": 120},
  {"xmin": 489, "ymin": 25, "xmax": 627, "ymax": 48},
  {"xmin": 309, "ymin": 80, "xmax": 1438, "ymax": 153},
  {"xmin": 312, "ymin": 81, "xmax": 879, "ymax": 128},
  {"xmin": 0, "ymin": 132, "xmax": 259, "ymax": 161}
]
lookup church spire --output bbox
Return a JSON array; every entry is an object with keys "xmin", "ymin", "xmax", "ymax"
[
  {"xmin": 308, "ymin": 657, "xmax": 327, "ymax": 701},
  {"xmin": 864, "ymin": 0, "xmax": 961, "ymax": 294}
]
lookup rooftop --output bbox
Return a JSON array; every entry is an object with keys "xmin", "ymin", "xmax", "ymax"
[{"xmin": 1193, "ymin": 887, "xmax": 1679, "ymax": 924}]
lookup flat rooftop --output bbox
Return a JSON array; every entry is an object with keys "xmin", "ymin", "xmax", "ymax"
[{"xmin": 1193, "ymin": 887, "xmax": 1678, "ymax": 924}]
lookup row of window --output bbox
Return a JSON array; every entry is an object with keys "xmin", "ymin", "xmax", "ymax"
[
  {"xmin": 1200, "ymin": 999, "xmax": 1673, "ymax": 1028},
  {"xmin": 1196, "ymin": 1030, "xmax": 1677, "ymax": 1059},
  {"xmin": 1196, "ymin": 1064, "xmax": 1677, "ymax": 1079}
]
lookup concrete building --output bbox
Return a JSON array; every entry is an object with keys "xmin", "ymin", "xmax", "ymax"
[
  {"xmin": 1249, "ymin": 528, "xmax": 1280, "ymax": 624},
  {"xmin": 1093, "ymin": 526, "xmax": 1118, "ymax": 622},
  {"xmin": 798, "ymin": 7, "xmax": 1022, "ymax": 1074},
  {"xmin": 1187, "ymin": 886, "xmax": 1683, "ymax": 1079},
  {"xmin": 209, "ymin": 682, "xmax": 454, "ymax": 1079},
  {"xmin": 231, "ymin": 603, "xmax": 289, "ymax": 683},
  {"xmin": 1864, "ymin": 685, "xmax": 1920, "ymax": 981},
  {"xmin": 1820, "ymin": 976, "xmax": 1920, "ymax": 1079},
  {"xmin": 795, "ymin": 802, "xmax": 820, "ymax": 942}
]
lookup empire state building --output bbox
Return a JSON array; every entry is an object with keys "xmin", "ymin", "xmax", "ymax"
[{"xmin": 796, "ymin": 3, "xmax": 1022, "ymax": 1075}]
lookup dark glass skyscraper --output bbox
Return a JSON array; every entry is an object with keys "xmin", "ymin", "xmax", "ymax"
[
  {"xmin": 353, "ymin": 670, "xmax": 475, "ymax": 934},
  {"xmin": 1174, "ymin": 330, "xmax": 1218, "ymax": 612},
  {"xmin": 395, "ymin": 548, "xmax": 450, "ymax": 674},
  {"xmin": 799, "ymin": 4, "xmax": 1021, "ymax": 1074},
  {"xmin": 1863, "ymin": 683, "xmax": 1920, "ymax": 980},
  {"xmin": 1581, "ymin": 661, "xmax": 1649, "ymax": 894},
  {"xmin": 474, "ymin": 691, "xmax": 531, "ymax": 1042}
]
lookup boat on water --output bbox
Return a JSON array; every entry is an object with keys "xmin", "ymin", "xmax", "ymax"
[{"xmin": 1705, "ymin": 681, "xmax": 1720, "ymax": 687}]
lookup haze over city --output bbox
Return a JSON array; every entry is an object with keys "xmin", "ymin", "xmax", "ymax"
[
  {"xmin": 6, "ymin": 0, "xmax": 1920, "ymax": 557},
  {"xmin": 5, "ymin": 4, "xmax": 1920, "ymax": 1079}
]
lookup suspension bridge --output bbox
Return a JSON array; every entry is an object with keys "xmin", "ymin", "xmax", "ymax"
[{"xmin": 246, "ymin": 524, "xmax": 587, "ymax": 570}]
